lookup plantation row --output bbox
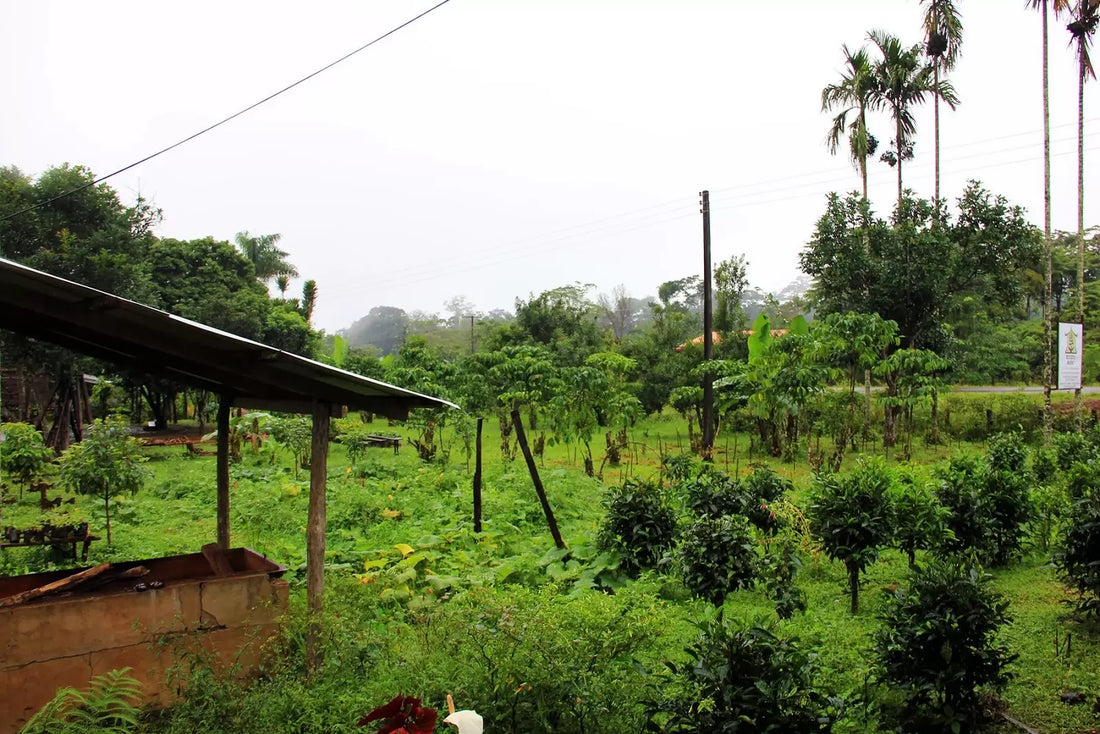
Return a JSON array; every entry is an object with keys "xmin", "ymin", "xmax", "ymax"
[{"xmin": 4, "ymin": 407, "xmax": 1100, "ymax": 732}]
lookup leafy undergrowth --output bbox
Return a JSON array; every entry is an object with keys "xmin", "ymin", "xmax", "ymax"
[{"xmin": 4, "ymin": 418, "xmax": 1100, "ymax": 732}]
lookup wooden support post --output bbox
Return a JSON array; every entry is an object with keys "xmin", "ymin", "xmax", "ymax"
[
  {"xmin": 511, "ymin": 409, "xmax": 565, "ymax": 549},
  {"xmin": 216, "ymin": 394, "xmax": 232, "ymax": 550},
  {"xmin": 473, "ymin": 417, "xmax": 483, "ymax": 533},
  {"xmin": 700, "ymin": 189, "xmax": 714, "ymax": 461},
  {"xmin": 306, "ymin": 400, "xmax": 331, "ymax": 673}
]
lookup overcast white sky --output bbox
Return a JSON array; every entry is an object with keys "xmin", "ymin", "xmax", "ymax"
[{"xmin": 1, "ymin": 0, "xmax": 1095, "ymax": 332}]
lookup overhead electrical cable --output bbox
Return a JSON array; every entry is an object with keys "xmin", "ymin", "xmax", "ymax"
[
  {"xmin": 0, "ymin": 0, "xmax": 454, "ymax": 225},
  {"xmin": 323, "ymin": 136, "xmax": 1100, "ymax": 301}
]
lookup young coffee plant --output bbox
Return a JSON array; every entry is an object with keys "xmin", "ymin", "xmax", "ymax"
[
  {"xmin": 983, "ymin": 432, "xmax": 1033, "ymax": 565},
  {"xmin": 597, "ymin": 479, "xmax": 677, "ymax": 577},
  {"xmin": 0, "ymin": 422, "xmax": 53, "ymax": 497},
  {"xmin": 889, "ymin": 467, "xmax": 949, "ymax": 568},
  {"xmin": 58, "ymin": 417, "xmax": 147, "ymax": 546},
  {"xmin": 1054, "ymin": 489, "xmax": 1100, "ymax": 618},
  {"xmin": 809, "ymin": 458, "xmax": 894, "ymax": 613},
  {"xmin": 647, "ymin": 614, "xmax": 833, "ymax": 733},
  {"xmin": 741, "ymin": 465, "xmax": 792, "ymax": 534},
  {"xmin": 761, "ymin": 536, "xmax": 807, "ymax": 619},
  {"xmin": 982, "ymin": 468, "xmax": 1031, "ymax": 566},
  {"xmin": 1053, "ymin": 429, "xmax": 1099, "ymax": 468},
  {"xmin": 874, "ymin": 560, "xmax": 1016, "ymax": 733},
  {"xmin": 935, "ymin": 455, "xmax": 991, "ymax": 559},
  {"xmin": 681, "ymin": 465, "xmax": 744, "ymax": 519},
  {"xmin": 676, "ymin": 515, "xmax": 758, "ymax": 605}
]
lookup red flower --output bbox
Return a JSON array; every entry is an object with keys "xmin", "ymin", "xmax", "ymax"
[{"xmin": 357, "ymin": 696, "xmax": 439, "ymax": 734}]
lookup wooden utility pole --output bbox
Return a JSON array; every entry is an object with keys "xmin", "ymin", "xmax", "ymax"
[
  {"xmin": 469, "ymin": 315, "xmax": 476, "ymax": 354},
  {"xmin": 216, "ymin": 394, "xmax": 232, "ymax": 550},
  {"xmin": 306, "ymin": 400, "xmax": 331, "ymax": 673},
  {"xmin": 701, "ymin": 190, "xmax": 714, "ymax": 461},
  {"xmin": 473, "ymin": 417, "xmax": 483, "ymax": 532}
]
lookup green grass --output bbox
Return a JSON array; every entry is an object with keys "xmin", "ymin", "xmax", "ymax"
[{"xmin": 3, "ymin": 411, "xmax": 1100, "ymax": 732}]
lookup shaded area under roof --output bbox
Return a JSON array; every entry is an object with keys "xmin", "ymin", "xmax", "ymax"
[{"xmin": 0, "ymin": 257, "xmax": 455, "ymax": 418}]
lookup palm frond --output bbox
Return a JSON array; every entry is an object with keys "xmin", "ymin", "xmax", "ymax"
[
  {"xmin": 921, "ymin": 0, "xmax": 964, "ymax": 65},
  {"xmin": 1068, "ymin": 0, "xmax": 1099, "ymax": 80}
]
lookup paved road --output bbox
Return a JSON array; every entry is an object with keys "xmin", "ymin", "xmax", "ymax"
[{"xmin": 953, "ymin": 386, "xmax": 1100, "ymax": 394}]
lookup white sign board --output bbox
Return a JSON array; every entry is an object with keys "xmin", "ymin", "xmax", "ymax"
[{"xmin": 1058, "ymin": 322, "xmax": 1084, "ymax": 390}]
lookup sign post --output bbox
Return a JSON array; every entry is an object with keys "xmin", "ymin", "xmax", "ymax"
[{"xmin": 1058, "ymin": 322, "xmax": 1084, "ymax": 390}]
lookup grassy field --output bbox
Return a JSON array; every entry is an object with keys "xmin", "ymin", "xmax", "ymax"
[{"xmin": 3, "ymin": 407, "xmax": 1100, "ymax": 733}]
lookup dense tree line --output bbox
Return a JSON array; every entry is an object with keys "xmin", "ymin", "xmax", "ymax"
[{"xmin": 0, "ymin": 164, "xmax": 319, "ymax": 431}]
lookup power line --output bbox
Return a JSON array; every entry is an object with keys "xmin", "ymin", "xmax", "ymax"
[
  {"xmin": 326, "ymin": 136, "xmax": 1100, "ymax": 301},
  {"xmin": 0, "ymin": 0, "xmax": 455, "ymax": 225}
]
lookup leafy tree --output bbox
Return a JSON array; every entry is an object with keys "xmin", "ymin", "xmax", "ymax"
[
  {"xmin": 814, "ymin": 312, "xmax": 899, "ymax": 455},
  {"xmin": 264, "ymin": 303, "xmax": 320, "ymax": 357},
  {"xmin": 875, "ymin": 560, "xmax": 1016, "ymax": 733},
  {"xmin": 0, "ymin": 422, "xmax": 53, "ymax": 498},
  {"xmin": 513, "ymin": 283, "xmax": 605, "ymax": 366},
  {"xmin": 620, "ymin": 302, "xmax": 698, "ymax": 415},
  {"xmin": 809, "ymin": 458, "xmax": 894, "ymax": 613},
  {"xmin": 584, "ymin": 352, "xmax": 642, "ymax": 466},
  {"xmin": 716, "ymin": 314, "xmax": 828, "ymax": 459},
  {"xmin": 343, "ymin": 306, "xmax": 408, "ymax": 355},
  {"xmin": 550, "ymin": 365, "xmax": 608, "ymax": 476},
  {"xmin": 822, "ymin": 44, "xmax": 879, "ymax": 199},
  {"xmin": 148, "ymin": 237, "xmax": 270, "ymax": 339},
  {"xmin": 58, "ymin": 417, "xmax": 148, "ymax": 545},
  {"xmin": 874, "ymin": 348, "xmax": 950, "ymax": 453},
  {"xmin": 657, "ymin": 276, "xmax": 703, "ymax": 313},
  {"xmin": 0, "ymin": 164, "xmax": 158, "ymax": 301},
  {"xmin": 385, "ymin": 337, "xmax": 459, "ymax": 462},
  {"xmin": 800, "ymin": 184, "xmax": 1042, "ymax": 351},
  {"xmin": 0, "ymin": 165, "xmax": 159, "ymax": 439},
  {"xmin": 713, "ymin": 254, "xmax": 750, "ymax": 338}
]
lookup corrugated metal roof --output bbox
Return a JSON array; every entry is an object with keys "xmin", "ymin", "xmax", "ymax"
[{"xmin": 0, "ymin": 257, "xmax": 455, "ymax": 418}]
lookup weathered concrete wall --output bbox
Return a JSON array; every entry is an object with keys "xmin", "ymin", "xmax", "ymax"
[{"xmin": 0, "ymin": 550, "xmax": 287, "ymax": 732}]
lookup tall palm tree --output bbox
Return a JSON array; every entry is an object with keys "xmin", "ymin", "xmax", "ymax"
[
  {"xmin": 1068, "ymin": 0, "xmax": 1097, "ymax": 422},
  {"xmin": 920, "ymin": 0, "xmax": 964, "ymax": 209},
  {"xmin": 869, "ymin": 30, "xmax": 959, "ymax": 215},
  {"xmin": 234, "ymin": 230, "xmax": 299, "ymax": 285},
  {"xmin": 822, "ymin": 45, "xmax": 879, "ymax": 200},
  {"xmin": 1027, "ymin": 0, "xmax": 1071, "ymax": 441}
]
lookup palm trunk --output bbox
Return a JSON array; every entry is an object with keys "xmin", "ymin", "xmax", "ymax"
[
  {"xmin": 1042, "ymin": 0, "xmax": 1055, "ymax": 444},
  {"xmin": 896, "ymin": 113, "xmax": 904, "ymax": 215},
  {"xmin": 1075, "ymin": 41, "xmax": 1086, "ymax": 429},
  {"xmin": 860, "ymin": 111, "xmax": 869, "ymax": 200},
  {"xmin": 934, "ymin": 63, "xmax": 941, "ymax": 213}
]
